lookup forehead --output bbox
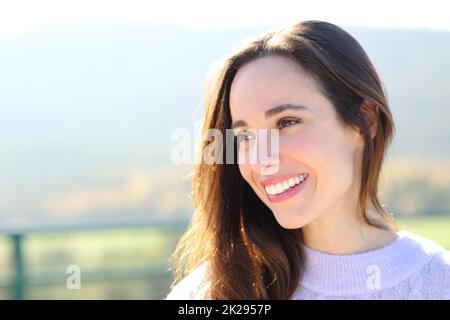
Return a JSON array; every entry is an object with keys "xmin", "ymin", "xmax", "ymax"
[{"xmin": 229, "ymin": 55, "xmax": 320, "ymax": 120}]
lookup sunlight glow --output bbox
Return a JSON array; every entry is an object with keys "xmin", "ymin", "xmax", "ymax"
[{"xmin": 0, "ymin": 0, "xmax": 449, "ymax": 38}]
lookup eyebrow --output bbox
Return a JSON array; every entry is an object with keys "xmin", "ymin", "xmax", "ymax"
[{"xmin": 231, "ymin": 104, "xmax": 308, "ymax": 129}]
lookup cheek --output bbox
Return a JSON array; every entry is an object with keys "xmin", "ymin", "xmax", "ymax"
[
  {"xmin": 238, "ymin": 163, "xmax": 253, "ymax": 184},
  {"xmin": 281, "ymin": 129, "xmax": 356, "ymax": 187},
  {"xmin": 281, "ymin": 130, "xmax": 321, "ymax": 166}
]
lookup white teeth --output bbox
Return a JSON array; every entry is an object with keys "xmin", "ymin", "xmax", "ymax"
[
  {"xmin": 264, "ymin": 174, "xmax": 308, "ymax": 195},
  {"xmin": 288, "ymin": 178, "xmax": 295, "ymax": 187},
  {"xmin": 269, "ymin": 185, "xmax": 276, "ymax": 194},
  {"xmin": 275, "ymin": 183, "xmax": 284, "ymax": 194}
]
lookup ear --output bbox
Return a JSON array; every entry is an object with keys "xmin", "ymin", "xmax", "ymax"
[{"xmin": 360, "ymin": 99, "xmax": 378, "ymax": 140}]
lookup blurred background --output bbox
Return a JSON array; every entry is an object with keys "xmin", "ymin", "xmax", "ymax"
[{"xmin": 0, "ymin": 0, "xmax": 449, "ymax": 299}]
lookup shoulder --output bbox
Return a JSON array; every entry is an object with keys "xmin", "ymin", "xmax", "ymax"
[
  {"xmin": 165, "ymin": 264, "xmax": 210, "ymax": 300},
  {"xmin": 429, "ymin": 248, "xmax": 450, "ymax": 267},
  {"xmin": 421, "ymin": 249, "xmax": 450, "ymax": 298},
  {"xmin": 403, "ymin": 231, "xmax": 450, "ymax": 299},
  {"xmin": 399, "ymin": 230, "xmax": 446, "ymax": 255}
]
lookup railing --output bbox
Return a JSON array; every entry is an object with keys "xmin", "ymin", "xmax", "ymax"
[{"xmin": 0, "ymin": 216, "xmax": 189, "ymax": 300}]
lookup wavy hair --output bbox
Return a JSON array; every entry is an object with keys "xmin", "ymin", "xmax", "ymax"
[{"xmin": 170, "ymin": 20, "xmax": 396, "ymax": 299}]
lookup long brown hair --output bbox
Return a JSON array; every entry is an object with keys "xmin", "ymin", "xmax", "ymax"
[{"xmin": 171, "ymin": 20, "xmax": 396, "ymax": 299}]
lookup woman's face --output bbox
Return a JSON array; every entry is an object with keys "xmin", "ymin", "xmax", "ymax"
[{"xmin": 229, "ymin": 55, "xmax": 364, "ymax": 229}]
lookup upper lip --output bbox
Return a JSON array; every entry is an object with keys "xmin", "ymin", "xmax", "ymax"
[{"xmin": 259, "ymin": 172, "xmax": 307, "ymax": 188}]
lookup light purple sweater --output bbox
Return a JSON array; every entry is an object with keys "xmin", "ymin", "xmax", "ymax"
[{"xmin": 166, "ymin": 230, "xmax": 450, "ymax": 299}]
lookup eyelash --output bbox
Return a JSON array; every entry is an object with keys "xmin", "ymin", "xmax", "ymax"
[
  {"xmin": 277, "ymin": 117, "xmax": 302, "ymax": 129},
  {"xmin": 234, "ymin": 118, "xmax": 302, "ymax": 144}
]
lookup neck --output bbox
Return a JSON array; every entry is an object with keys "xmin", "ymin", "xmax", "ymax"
[{"xmin": 302, "ymin": 206, "xmax": 397, "ymax": 255}]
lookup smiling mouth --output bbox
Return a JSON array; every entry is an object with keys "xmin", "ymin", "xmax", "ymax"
[
  {"xmin": 263, "ymin": 173, "xmax": 308, "ymax": 195},
  {"xmin": 261, "ymin": 173, "xmax": 309, "ymax": 203}
]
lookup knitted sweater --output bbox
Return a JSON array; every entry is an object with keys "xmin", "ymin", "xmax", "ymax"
[{"xmin": 166, "ymin": 230, "xmax": 450, "ymax": 300}]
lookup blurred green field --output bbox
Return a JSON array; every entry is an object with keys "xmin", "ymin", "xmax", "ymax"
[
  {"xmin": 0, "ymin": 215, "xmax": 448, "ymax": 299},
  {"xmin": 0, "ymin": 227, "xmax": 187, "ymax": 299}
]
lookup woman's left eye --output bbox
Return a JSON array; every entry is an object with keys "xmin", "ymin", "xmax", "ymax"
[{"xmin": 278, "ymin": 118, "xmax": 301, "ymax": 129}]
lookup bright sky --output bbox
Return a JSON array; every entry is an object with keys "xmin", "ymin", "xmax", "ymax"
[{"xmin": 1, "ymin": 0, "xmax": 449, "ymax": 38}]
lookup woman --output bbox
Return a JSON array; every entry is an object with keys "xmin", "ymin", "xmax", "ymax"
[{"xmin": 167, "ymin": 20, "xmax": 450, "ymax": 299}]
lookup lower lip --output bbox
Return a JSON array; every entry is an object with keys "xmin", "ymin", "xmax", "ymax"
[{"xmin": 266, "ymin": 177, "xmax": 308, "ymax": 203}]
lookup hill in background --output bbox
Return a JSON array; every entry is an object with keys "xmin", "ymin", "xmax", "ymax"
[{"xmin": 0, "ymin": 22, "xmax": 449, "ymax": 223}]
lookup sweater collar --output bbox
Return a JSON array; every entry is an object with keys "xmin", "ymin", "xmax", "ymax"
[{"xmin": 297, "ymin": 230, "xmax": 444, "ymax": 296}]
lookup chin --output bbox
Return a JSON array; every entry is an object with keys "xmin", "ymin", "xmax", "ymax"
[{"xmin": 272, "ymin": 211, "xmax": 309, "ymax": 230}]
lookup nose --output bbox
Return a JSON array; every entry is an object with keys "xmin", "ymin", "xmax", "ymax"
[
  {"xmin": 250, "ymin": 154, "xmax": 280, "ymax": 176},
  {"xmin": 237, "ymin": 143, "xmax": 280, "ymax": 175},
  {"xmin": 242, "ymin": 129, "xmax": 280, "ymax": 176},
  {"xmin": 237, "ymin": 128, "xmax": 281, "ymax": 174}
]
